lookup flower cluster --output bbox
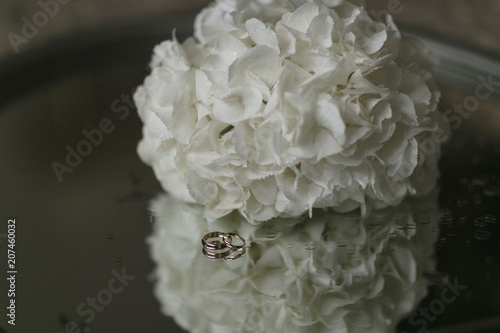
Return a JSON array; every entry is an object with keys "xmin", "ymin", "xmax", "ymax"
[
  {"xmin": 148, "ymin": 194, "xmax": 439, "ymax": 333},
  {"xmin": 135, "ymin": 0, "xmax": 446, "ymax": 223}
]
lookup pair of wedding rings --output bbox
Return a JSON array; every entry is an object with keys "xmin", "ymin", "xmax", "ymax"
[{"xmin": 202, "ymin": 232, "xmax": 246, "ymax": 261}]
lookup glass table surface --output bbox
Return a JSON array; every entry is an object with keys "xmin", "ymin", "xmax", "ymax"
[{"xmin": 0, "ymin": 17, "xmax": 499, "ymax": 333}]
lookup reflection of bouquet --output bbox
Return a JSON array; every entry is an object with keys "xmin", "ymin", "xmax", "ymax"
[
  {"xmin": 135, "ymin": 0, "xmax": 447, "ymax": 223},
  {"xmin": 148, "ymin": 193, "xmax": 439, "ymax": 333}
]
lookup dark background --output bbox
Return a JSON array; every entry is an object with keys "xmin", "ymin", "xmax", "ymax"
[{"xmin": 1, "ymin": 0, "xmax": 500, "ymax": 61}]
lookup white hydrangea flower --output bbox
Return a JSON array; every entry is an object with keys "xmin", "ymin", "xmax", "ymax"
[
  {"xmin": 148, "ymin": 194, "xmax": 439, "ymax": 333},
  {"xmin": 135, "ymin": 0, "xmax": 447, "ymax": 223}
]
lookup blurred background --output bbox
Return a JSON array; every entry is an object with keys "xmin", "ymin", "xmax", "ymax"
[{"xmin": 1, "ymin": 0, "xmax": 500, "ymax": 60}]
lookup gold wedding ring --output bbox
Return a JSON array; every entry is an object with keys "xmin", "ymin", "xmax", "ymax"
[
  {"xmin": 202, "ymin": 232, "xmax": 230, "ymax": 250},
  {"xmin": 223, "ymin": 232, "xmax": 245, "ymax": 250},
  {"xmin": 224, "ymin": 247, "xmax": 246, "ymax": 262},
  {"xmin": 202, "ymin": 231, "xmax": 246, "ymax": 261},
  {"xmin": 202, "ymin": 247, "xmax": 231, "ymax": 259}
]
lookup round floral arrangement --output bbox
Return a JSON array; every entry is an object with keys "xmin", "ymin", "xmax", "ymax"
[
  {"xmin": 135, "ymin": 0, "xmax": 446, "ymax": 223},
  {"xmin": 148, "ymin": 194, "xmax": 439, "ymax": 333}
]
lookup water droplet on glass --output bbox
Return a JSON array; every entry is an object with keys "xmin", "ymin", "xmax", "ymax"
[
  {"xmin": 398, "ymin": 224, "xmax": 416, "ymax": 230},
  {"xmin": 441, "ymin": 208, "xmax": 453, "ymax": 217},
  {"xmin": 304, "ymin": 241, "xmax": 315, "ymax": 251},
  {"xmin": 336, "ymin": 240, "xmax": 347, "ymax": 247},
  {"xmin": 441, "ymin": 216, "xmax": 453, "ymax": 225},
  {"xmin": 266, "ymin": 233, "xmax": 278, "ymax": 239},
  {"xmin": 475, "ymin": 230, "xmax": 491, "ymax": 240},
  {"xmin": 107, "ymin": 233, "xmax": 116, "ymax": 240},
  {"xmin": 484, "ymin": 185, "xmax": 500, "ymax": 197},
  {"xmin": 485, "ymin": 214, "xmax": 497, "ymax": 224},
  {"xmin": 472, "ymin": 176, "xmax": 488, "ymax": 186},
  {"xmin": 474, "ymin": 217, "xmax": 487, "ymax": 227}
]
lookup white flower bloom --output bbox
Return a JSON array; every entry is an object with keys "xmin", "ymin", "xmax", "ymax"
[
  {"xmin": 135, "ymin": 0, "xmax": 447, "ymax": 223},
  {"xmin": 148, "ymin": 194, "xmax": 439, "ymax": 333}
]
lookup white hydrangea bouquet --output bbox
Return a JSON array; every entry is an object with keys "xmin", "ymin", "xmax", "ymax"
[
  {"xmin": 135, "ymin": 0, "xmax": 446, "ymax": 223},
  {"xmin": 148, "ymin": 194, "xmax": 439, "ymax": 333}
]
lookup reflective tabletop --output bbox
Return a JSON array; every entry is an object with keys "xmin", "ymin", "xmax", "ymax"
[{"xmin": 0, "ymin": 18, "xmax": 499, "ymax": 333}]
